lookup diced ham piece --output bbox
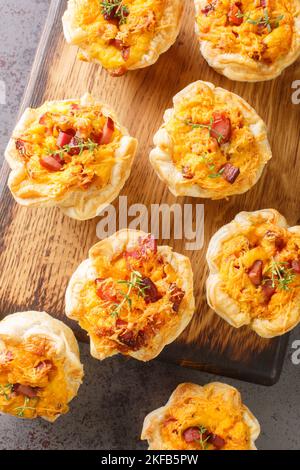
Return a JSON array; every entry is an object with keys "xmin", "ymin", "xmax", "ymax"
[
  {"xmin": 0, "ymin": 350, "xmax": 13, "ymax": 365},
  {"xmin": 139, "ymin": 234, "xmax": 157, "ymax": 256},
  {"xmin": 122, "ymin": 47, "xmax": 130, "ymax": 62},
  {"xmin": 262, "ymin": 280, "xmax": 276, "ymax": 302},
  {"xmin": 265, "ymin": 231, "xmax": 286, "ymax": 251},
  {"xmin": 124, "ymin": 234, "xmax": 157, "ymax": 260},
  {"xmin": 40, "ymin": 155, "xmax": 64, "ymax": 172},
  {"xmin": 169, "ymin": 284, "xmax": 185, "ymax": 312},
  {"xmin": 183, "ymin": 427, "xmax": 201, "ymax": 443},
  {"xmin": 91, "ymin": 132, "xmax": 103, "ymax": 145},
  {"xmin": 201, "ymin": 2, "xmax": 216, "ymax": 15},
  {"xmin": 248, "ymin": 260, "xmax": 263, "ymax": 286},
  {"xmin": 35, "ymin": 360, "xmax": 53, "ymax": 374},
  {"xmin": 222, "ymin": 163, "xmax": 240, "ymax": 184},
  {"xmin": 95, "ymin": 278, "xmax": 118, "ymax": 303},
  {"xmin": 116, "ymin": 318, "xmax": 127, "ymax": 329},
  {"xmin": 15, "ymin": 139, "xmax": 26, "ymax": 155},
  {"xmin": 13, "ymin": 384, "xmax": 38, "ymax": 398},
  {"xmin": 291, "ymin": 259, "xmax": 300, "ymax": 274},
  {"xmin": 228, "ymin": 4, "xmax": 243, "ymax": 26},
  {"xmin": 56, "ymin": 129, "xmax": 75, "ymax": 148},
  {"xmin": 109, "ymin": 38, "xmax": 124, "ymax": 50},
  {"xmin": 182, "ymin": 166, "xmax": 194, "ymax": 179},
  {"xmin": 100, "ymin": 117, "xmax": 115, "ymax": 145},
  {"xmin": 208, "ymin": 433, "xmax": 226, "ymax": 449},
  {"xmin": 140, "ymin": 277, "xmax": 162, "ymax": 304},
  {"xmin": 118, "ymin": 329, "xmax": 145, "ymax": 351},
  {"xmin": 211, "ymin": 112, "xmax": 232, "ymax": 144}
]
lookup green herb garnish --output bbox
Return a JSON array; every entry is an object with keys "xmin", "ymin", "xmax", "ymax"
[
  {"xmin": 185, "ymin": 117, "xmax": 224, "ymax": 144},
  {"xmin": 14, "ymin": 397, "xmax": 37, "ymax": 417},
  {"xmin": 237, "ymin": 8, "xmax": 284, "ymax": 32},
  {"xmin": 49, "ymin": 139, "xmax": 99, "ymax": 160},
  {"xmin": 198, "ymin": 425, "xmax": 210, "ymax": 450},
  {"xmin": 100, "ymin": 1, "xmax": 129, "ymax": 25},
  {"xmin": 264, "ymin": 258, "xmax": 295, "ymax": 291},
  {"xmin": 0, "ymin": 383, "xmax": 13, "ymax": 401},
  {"xmin": 110, "ymin": 271, "xmax": 149, "ymax": 317}
]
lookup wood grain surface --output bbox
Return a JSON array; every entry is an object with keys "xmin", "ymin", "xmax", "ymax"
[{"xmin": 0, "ymin": 0, "xmax": 299, "ymax": 384}]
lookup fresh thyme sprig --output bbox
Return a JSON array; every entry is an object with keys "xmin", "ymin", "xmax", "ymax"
[
  {"xmin": 109, "ymin": 271, "xmax": 149, "ymax": 317},
  {"xmin": 198, "ymin": 425, "xmax": 210, "ymax": 450},
  {"xmin": 100, "ymin": 0, "xmax": 129, "ymax": 25},
  {"xmin": 14, "ymin": 397, "xmax": 37, "ymax": 417},
  {"xmin": 264, "ymin": 258, "xmax": 295, "ymax": 291},
  {"xmin": 237, "ymin": 8, "xmax": 284, "ymax": 33},
  {"xmin": 0, "ymin": 383, "xmax": 13, "ymax": 401},
  {"xmin": 48, "ymin": 139, "xmax": 99, "ymax": 160},
  {"xmin": 185, "ymin": 118, "xmax": 224, "ymax": 144}
]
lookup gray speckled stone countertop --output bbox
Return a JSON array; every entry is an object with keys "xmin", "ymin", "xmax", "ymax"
[{"xmin": 0, "ymin": 0, "xmax": 299, "ymax": 451}]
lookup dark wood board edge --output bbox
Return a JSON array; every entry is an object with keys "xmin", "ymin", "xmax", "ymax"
[{"xmin": 0, "ymin": 0, "xmax": 291, "ymax": 386}]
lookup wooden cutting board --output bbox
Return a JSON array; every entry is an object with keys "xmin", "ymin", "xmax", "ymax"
[{"xmin": 0, "ymin": 0, "xmax": 299, "ymax": 385}]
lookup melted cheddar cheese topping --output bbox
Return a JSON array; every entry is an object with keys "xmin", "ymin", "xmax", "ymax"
[
  {"xmin": 197, "ymin": 0, "xmax": 296, "ymax": 64},
  {"xmin": 73, "ymin": 235, "xmax": 186, "ymax": 355},
  {"xmin": 12, "ymin": 100, "xmax": 121, "ymax": 200},
  {"xmin": 214, "ymin": 217, "xmax": 300, "ymax": 320},
  {"xmin": 73, "ymin": 0, "xmax": 167, "ymax": 73},
  {"xmin": 0, "ymin": 336, "xmax": 69, "ymax": 420},
  {"xmin": 160, "ymin": 387, "xmax": 251, "ymax": 450},
  {"xmin": 166, "ymin": 84, "xmax": 267, "ymax": 197}
]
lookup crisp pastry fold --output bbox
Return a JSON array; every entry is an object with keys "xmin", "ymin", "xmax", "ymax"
[
  {"xmin": 62, "ymin": 0, "xmax": 183, "ymax": 76},
  {"xmin": 0, "ymin": 311, "xmax": 83, "ymax": 422},
  {"xmin": 141, "ymin": 382, "xmax": 260, "ymax": 450},
  {"xmin": 194, "ymin": 0, "xmax": 300, "ymax": 81},
  {"xmin": 5, "ymin": 93, "xmax": 137, "ymax": 220},
  {"xmin": 150, "ymin": 80, "xmax": 271, "ymax": 199},
  {"xmin": 65, "ymin": 229, "xmax": 195, "ymax": 361},
  {"xmin": 206, "ymin": 209, "xmax": 300, "ymax": 337}
]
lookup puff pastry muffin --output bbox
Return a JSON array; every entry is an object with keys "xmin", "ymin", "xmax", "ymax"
[
  {"xmin": 194, "ymin": 0, "xmax": 300, "ymax": 81},
  {"xmin": 66, "ymin": 229, "xmax": 195, "ymax": 361},
  {"xmin": 206, "ymin": 209, "xmax": 300, "ymax": 338},
  {"xmin": 5, "ymin": 93, "xmax": 137, "ymax": 220},
  {"xmin": 62, "ymin": 0, "xmax": 183, "ymax": 76},
  {"xmin": 0, "ymin": 311, "xmax": 83, "ymax": 421},
  {"xmin": 150, "ymin": 81, "xmax": 271, "ymax": 199},
  {"xmin": 141, "ymin": 382, "xmax": 260, "ymax": 450}
]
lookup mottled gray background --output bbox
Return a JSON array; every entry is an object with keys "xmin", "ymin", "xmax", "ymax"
[{"xmin": 0, "ymin": 0, "xmax": 299, "ymax": 451}]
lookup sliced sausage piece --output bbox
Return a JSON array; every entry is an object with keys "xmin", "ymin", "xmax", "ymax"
[
  {"xmin": 56, "ymin": 129, "xmax": 75, "ymax": 148},
  {"xmin": 262, "ymin": 280, "xmax": 276, "ymax": 301},
  {"xmin": 291, "ymin": 259, "xmax": 300, "ymax": 273},
  {"xmin": 40, "ymin": 155, "xmax": 64, "ymax": 172},
  {"xmin": 183, "ymin": 427, "xmax": 201, "ymax": 443},
  {"xmin": 222, "ymin": 163, "xmax": 240, "ymax": 184},
  {"xmin": 248, "ymin": 260, "xmax": 263, "ymax": 286},
  {"xmin": 208, "ymin": 433, "xmax": 225, "ymax": 449},
  {"xmin": 118, "ymin": 329, "xmax": 146, "ymax": 351},
  {"xmin": 140, "ymin": 277, "xmax": 162, "ymax": 304},
  {"xmin": 211, "ymin": 112, "xmax": 232, "ymax": 144},
  {"xmin": 228, "ymin": 4, "xmax": 243, "ymax": 26},
  {"xmin": 13, "ymin": 384, "xmax": 38, "ymax": 398},
  {"xmin": 100, "ymin": 117, "xmax": 115, "ymax": 145},
  {"xmin": 169, "ymin": 284, "xmax": 185, "ymax": 312}
]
